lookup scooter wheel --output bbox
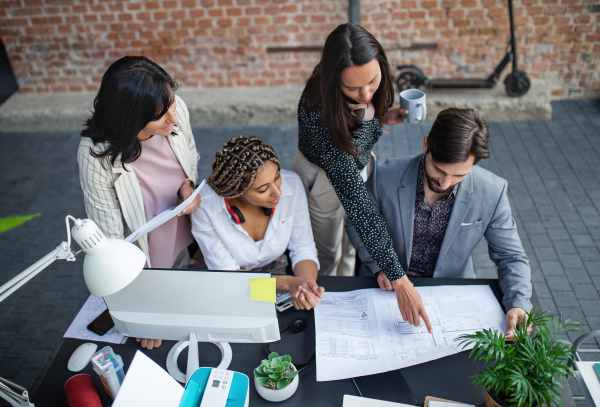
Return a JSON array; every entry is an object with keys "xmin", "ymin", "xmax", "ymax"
[
  {"xmin": 396, "ymin": 67, "xmax": 426, "ymax": 91},
  {"xmin": 504, "ymin": 71, "xmax": 531, "ymax": 97}
]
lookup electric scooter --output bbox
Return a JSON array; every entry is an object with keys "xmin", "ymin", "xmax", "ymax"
[{"xmin": 395, "ymin": 0, "xmax": 531, "ymax": 97}]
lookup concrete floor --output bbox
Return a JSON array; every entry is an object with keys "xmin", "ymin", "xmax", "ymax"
[{"xmin": 1, "ymin": 99, "xmax": 599, "ymax": 405}]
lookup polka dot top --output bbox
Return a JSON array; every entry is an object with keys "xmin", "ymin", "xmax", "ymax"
[{"xmin": 297, "ymin": 96, "xmax": 406, "ymax": 281}]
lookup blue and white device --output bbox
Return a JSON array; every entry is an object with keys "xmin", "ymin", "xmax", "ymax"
[{"xmin": 179, "ymin": 368, "xmax": 249, "ymax": 407}]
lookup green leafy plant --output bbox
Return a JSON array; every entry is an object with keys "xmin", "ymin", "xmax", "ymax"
[
  {"xmin": 458, "ymin": 308, "xmax": 580, "ymax": 407},
  {"xmin": 254, "ymin": 352, "xmax": 298, "ymax": 390}
]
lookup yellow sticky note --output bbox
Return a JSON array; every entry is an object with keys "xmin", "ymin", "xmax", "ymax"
[{"xmin": 250, "ymin": 278, "xmax": 276, "ymax": 303}]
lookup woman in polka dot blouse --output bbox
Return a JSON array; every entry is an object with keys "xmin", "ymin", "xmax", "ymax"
[{"xmin": 292, "ymin": 23, "xmax": 433, "ymax": 331}]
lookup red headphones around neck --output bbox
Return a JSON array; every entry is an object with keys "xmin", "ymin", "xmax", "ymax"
[{"xmin": 225, "ymin": 199, "xmax": 274, "ymax": 225}]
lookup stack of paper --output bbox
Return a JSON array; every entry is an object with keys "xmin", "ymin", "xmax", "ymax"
[
  {"xmin": 343, "ymin": 395, "xmax": 416, "ymax": 407},
  {"xmin": 112, "ymin": 351, "xmax": 184, "ymax": 407},
  {"xmin": 576, "ymin": 361, "xmax": 600, "ymax": 406},
  {"xmin": 429, "ymin": 401, "xmax": 475, "ymax": 407}
]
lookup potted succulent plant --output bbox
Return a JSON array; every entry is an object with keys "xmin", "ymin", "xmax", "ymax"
[
  {"xmin": 458, "ymin": 309, "xmax": 580, "ymax": 407},
  {"xmin": 253, "ymin": 352, "xmax": 299, "ymax": 402}
]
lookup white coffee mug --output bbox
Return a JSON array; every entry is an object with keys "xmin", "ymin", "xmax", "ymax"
[{"xmin": 399, "ymin": 89, "xmax": 427, "ymax": 124}]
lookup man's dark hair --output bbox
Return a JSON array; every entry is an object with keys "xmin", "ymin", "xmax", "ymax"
[
  {"xmin": 81, "ymin": 56, "xmax": 178, "ymax": 167},
  {"xmin": 427, "ymin": 108, "xmax": 490, "ymax": 165}
]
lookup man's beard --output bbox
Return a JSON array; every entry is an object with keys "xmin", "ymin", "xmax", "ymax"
[{"xmin": 424, "ymin": 162, "xmax": 456, "ymax": 194}]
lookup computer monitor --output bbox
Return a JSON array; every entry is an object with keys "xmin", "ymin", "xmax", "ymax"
[{"xmin": 103, "ymin": 269, "xmax": 280, "ymax": 382}]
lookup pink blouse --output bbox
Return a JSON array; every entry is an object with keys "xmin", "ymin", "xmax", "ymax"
[{"xmin": 131, "ymin": 135, "xmax": 194, "ymax": 268}]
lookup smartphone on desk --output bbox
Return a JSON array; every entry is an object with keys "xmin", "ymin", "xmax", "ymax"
[{"xmin": 87, "ymin": 309, "xmax": 115, "ymax": 336}]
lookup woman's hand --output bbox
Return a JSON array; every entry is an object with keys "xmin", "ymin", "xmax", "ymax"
[
  {"xmin": 177, "ymin": 180, "xmax": 201, "ymax": 216},
  {"xmin": 136, "ymin": 338, "xmax": 162, "ymax": 350},
  {"xmin": 289, "ymin": 277, "xmax": 325, "ymax": 311},
  {"xmin": 383, "ymin": 105, "xmax": 409, "ymax": 126},
  {"xmin": 393, "ymin": 275, "xmax": 433, "ymax": 333}
]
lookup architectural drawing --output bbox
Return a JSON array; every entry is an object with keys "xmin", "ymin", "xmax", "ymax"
[{"xmin": 314, "ymin": 285, "xmax": 507, "ymax": 381}]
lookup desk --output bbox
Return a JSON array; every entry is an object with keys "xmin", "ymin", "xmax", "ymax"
[{"xmin": 34, "ymin": 277, "xmax": 575, "ymax": 407}]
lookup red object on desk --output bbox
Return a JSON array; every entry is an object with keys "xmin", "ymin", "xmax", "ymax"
[{"xmin": 64, "ymin": 374, "xmax": 102, "ymax": 407}]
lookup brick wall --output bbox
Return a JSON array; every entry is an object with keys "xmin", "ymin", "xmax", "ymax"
[{"xmin": 0, "ymin": 0, "xmax": 598, "ymax": 98}]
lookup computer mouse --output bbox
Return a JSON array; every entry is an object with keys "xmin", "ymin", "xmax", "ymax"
[
  {"xmin": 289, "ymin": 317, "xmax": 307, "ymax": 334},
  {"xmin": 68, "ymin": 343, "xmax": 98, "ymax": 372}
]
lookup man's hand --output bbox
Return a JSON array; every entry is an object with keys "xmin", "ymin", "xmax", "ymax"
[
  {"xmin": 392, "ymin": 275, "xmax": 433, "ymax": 333},
  {"xmin": 136, "ymin": 338, "xmax": 162, "ymax": 350},
  {"xmin": 505, "ymin": 307, "xmax": 529, "ymax": 339},
  {"xmin": 383, "ymin": 105, "xmax": 409, "ymax": 126},
  {"xmin": 289, "ymin": 277, "xmax": 325, "ymax": 311},
  {"xmin": 177, "ymin": 180, "xmax": 201, "ymax": 216}
]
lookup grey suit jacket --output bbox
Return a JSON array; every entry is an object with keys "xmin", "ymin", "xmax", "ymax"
[{"xmin": 346, "ymin": 154, "xmax": 532, "ymax": 312}]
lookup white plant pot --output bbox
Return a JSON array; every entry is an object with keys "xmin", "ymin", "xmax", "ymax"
[{"xmin": 254, "ymin": 363, "xmax": 299, "ymax": 402}]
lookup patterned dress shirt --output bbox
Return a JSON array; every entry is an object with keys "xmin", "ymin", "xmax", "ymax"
[{"xmin": 409, "ymin": 157, "xmax": 459, "ymax": 276}]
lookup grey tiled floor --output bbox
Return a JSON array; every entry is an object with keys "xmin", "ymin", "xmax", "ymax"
[{"xmin": 0, "ymin": 100, "xmax": 599, "ymax": 405}]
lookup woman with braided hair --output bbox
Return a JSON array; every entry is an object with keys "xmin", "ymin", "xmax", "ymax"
[{"xmin": 191, "ymin": 136, "xmax": 324, "ymax": 310}]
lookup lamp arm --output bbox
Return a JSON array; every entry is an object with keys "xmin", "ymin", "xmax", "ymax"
[
  {"xmin": 0, "ymin": 215, "xmax": 81, "ymax": 304},
  {"xmin": 0, "ymin": 244, "xmax": 75, "ymax": 304},
  {"xmin": 0, "ymin": 378, "xmax": 33, "ymax": 407},
  {"xmin": 65, "ymin": 215, "xmax": 79, "ymax": 249}
]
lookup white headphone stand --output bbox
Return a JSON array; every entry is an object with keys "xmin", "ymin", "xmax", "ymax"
[{"xmin": 166, "ymin": 332, "xmax": 233, "ymax": 383}]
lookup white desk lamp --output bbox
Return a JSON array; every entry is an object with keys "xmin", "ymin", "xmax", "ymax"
[{"xmin": 0, "ymin": 215, "xmax": 145, "ymax": 407}]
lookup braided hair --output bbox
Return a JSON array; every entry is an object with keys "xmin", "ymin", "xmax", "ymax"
[{"xmin": 208, "ymin": 136, "xmax": 281, "ymax": 198}]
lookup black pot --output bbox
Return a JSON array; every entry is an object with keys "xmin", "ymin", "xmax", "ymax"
[{"xmin": 487, "ymin": 389, "xmax": 511, "ymax": 407}]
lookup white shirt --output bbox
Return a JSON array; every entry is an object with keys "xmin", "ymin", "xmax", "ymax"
[{"xmin": 191, "ymin": 170, "xmax": 320, "ymax": 271}]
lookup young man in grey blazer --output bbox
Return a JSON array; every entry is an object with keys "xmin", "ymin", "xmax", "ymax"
[{"xmin": 346, "ymin": 108, "xmax": 532, "ymax": 336}]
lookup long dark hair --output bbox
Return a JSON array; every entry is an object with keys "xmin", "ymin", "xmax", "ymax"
[
  {"xmin": 302, "ymin": 23, "xmax": 395, "ymax": 156},
  {"xmin": 81, "ymin": 56, "xmax": 178, "ymax": 166}
]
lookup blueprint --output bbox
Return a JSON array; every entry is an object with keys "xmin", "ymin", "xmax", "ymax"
[{"xmin": 314, "ymin": 285, "xmax": 507, "ymax": 381}]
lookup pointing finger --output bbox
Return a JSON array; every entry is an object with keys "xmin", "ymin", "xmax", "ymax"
[{"xmin": 421, "ymin": 308, "xmax": 433, "ymax": 333}]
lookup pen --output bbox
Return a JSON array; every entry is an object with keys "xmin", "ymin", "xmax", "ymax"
[
  {"xmin": 109, "ymin": 354, "xmax": 125, "ymax": 384},
  {"xmin": 102, "ymin": 360, "xmax": 121, "ymax": 398}
]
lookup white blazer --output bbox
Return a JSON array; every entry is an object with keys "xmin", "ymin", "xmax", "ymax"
[{"xmin": 77, "ymin": 95, "xmax": 200, "ymax": 267}]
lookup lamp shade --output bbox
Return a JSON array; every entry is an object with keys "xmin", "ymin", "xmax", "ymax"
[
  {"xmin": 83, "ymin": 238, "xmax": 146, "ymax": 297},
  {"xmin": 70, "ymin": 218, "xmax": 146, "ymax": 297}
]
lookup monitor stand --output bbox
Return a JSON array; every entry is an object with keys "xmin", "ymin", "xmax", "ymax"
[{"xmin": 166, "ymin": 332, "xmax": 233, "ymax": 383}]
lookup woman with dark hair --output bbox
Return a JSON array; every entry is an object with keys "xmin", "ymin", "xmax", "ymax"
[
  {"xmin": 293, "ymin": 24, "xmax": 432, "ymax": 330},
  {"xmin": 78, "ymin": 56, "xmax": 201, "ymax": 349},
  {"xmin": 191, "ymin": 136, "xmax": 324, "ymax": 311}
]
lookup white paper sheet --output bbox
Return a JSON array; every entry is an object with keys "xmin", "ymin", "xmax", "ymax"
[
  {"xmin": 576, "ymin": 361, "xmax": 600, "ymax": 406},
  {"xmin": 112, "ymin": 351, "xmax": 184, "ymax": 407},
  {"xmin": 343, "ymin": 395, "xmax": 416, "ymax": 407},
  {"xmin": 125, "ymin": 180, "xmax": 206, "ymax": 243},
  {"xmin": 314, "ymin": 285, "xmax": 507, "ymax": 381},
  {"xmin": 63, "ymin": 294, "xmax": 126, "ymax": 344},
  {"xmin": 429, "ymin": 401, "xmax": 475, "ymax": 407}
]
